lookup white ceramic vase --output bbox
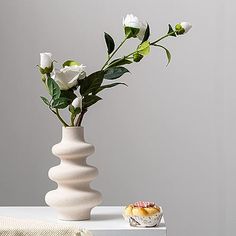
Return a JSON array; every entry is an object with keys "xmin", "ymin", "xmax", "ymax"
[{"xmin": 45, "ymin": 127, "xmax": 102, "ymax": 220}]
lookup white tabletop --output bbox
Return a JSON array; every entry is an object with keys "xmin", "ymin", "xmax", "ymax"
[{"xmin": 0, "ymin": 206, "xmax": 166, "ymax": 236}]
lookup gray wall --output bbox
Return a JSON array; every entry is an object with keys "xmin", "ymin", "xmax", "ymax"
[{"xmin": 0, "ymin": 0, "xmax": 234, "ymax": 235}]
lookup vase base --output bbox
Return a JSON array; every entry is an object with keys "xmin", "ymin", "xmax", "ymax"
[{"xmin": 57, "ymin": 210, "xmax": 91, "ymax": 221}]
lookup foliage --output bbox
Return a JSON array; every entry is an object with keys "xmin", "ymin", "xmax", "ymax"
[{"xmin": 38, "ymin": 16, "xmax": 191, "ymax": 127}]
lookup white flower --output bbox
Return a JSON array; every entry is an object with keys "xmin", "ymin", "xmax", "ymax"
[
  {"xmin": 72, "ymin": 89, "xmax": 82, "ymax": 110},
  {"xmin": 40, "ymin": 52, "xmax": 53, "ymax": 69},
  {"xmin": 123, "ymin": 14, "xmax": 141, "ymax": 29},
  {"xmin": 180, "ymin": 22, "xmax": 192, "ymax": 34},
  {"xmin": 52, "ymin": 65, "xmax": 86, "ymax": 90},
  {"xmin": 137, "ymin": 22, "xmax": 147, "ymax": 41}
]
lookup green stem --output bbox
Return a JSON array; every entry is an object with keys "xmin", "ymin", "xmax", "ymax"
[
  {"xmin": 55, "ymin": 108, "xmax": 69, "ymax": 127},
  {"xmin": 70, "ymin": 113, "xmax": 75, "ymax": 126},
  {"xmin": 101, "ymin": 36, "xmax": 128, "ymax": 70},
  {"xmin": 43, "ymin": 74, "xmax": 69, "ymax": 127},
  {"xmin": 150, "ymin": 31, "xmax": 177, "ymax": 45},
  {"xmin": 76, "ymin": 109, "xmax": 87, "ymax": 126},
  {"xmin": 108, "ymin": 31, "xmax": 178, "ymax": 66}
]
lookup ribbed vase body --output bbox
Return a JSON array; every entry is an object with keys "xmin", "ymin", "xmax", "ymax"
[{"xmin": 45, "ymin": 127, "xmax": 102, "ymax": 220}]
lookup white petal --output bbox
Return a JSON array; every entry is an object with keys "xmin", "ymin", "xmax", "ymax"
[
  {"xmin": 180, "ymin": 22, "xmax": 192, "ymax": 33},
  {"xmin": 60, "ymin": 64, "xmax": 86, "ymax": 73},
  {"xmin": 72, "ymin": 96, "xmax": 82, "ymax": 110},
  {"xmin": 40, "ymin": 52, "xmax": 52, "ymax": 69},
  {"xmin": 122, "ymin": 17, "xmax": 125, "ymax": 26},
  {"xmin": 123, "ymin": 14, "xmax": 141, "ymax": 28},
  {"xmin": 78, "ymin": 71, "xmax": 86, "ymax": 80},
  {"xmin": 137, "ymin": 22, "xmax": 147, "ymax": 41},
  {"xmin": 61, "ymin": 65, "xmax": 86, "ymax": 88},
  {"xmin": 74, "ymin": 88, "xmax": 82, "ymax": 98},
  {"xmin": 63, "ymin": 70, "xmax": 79, "ymax": 86},
  {"xmin": 67, "ymin": 75, "xmax": 79, "ymax": 87},
  {"xmin": 52, "ymin": 70, "xmax": 69, "ymax": 90},
  {"xmin": 52, "ymin": 64, "xmax": 86, "ymax": 90},
  {"xmin": 72, "ymin": 97, "xmax": 80, "ymax": 108}
]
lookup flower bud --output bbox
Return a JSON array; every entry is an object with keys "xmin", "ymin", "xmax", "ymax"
[
  {"xmin": 72, "ymin": 97, "xmax": 81, "ymax": 109},
  {"xmin": 72, "ymin": 89, "xmax": 83, "ymax": 110},
  {"xmin": 40, "ymin": 52, "xmax": 53, "ymax": 74},
  {"xmin": 123, "ymin": 14, "xmax": 141, "ymax": 38},
  {"xmin": 175, "ymin": 22, "xmax": 192, "ymax": 35}
]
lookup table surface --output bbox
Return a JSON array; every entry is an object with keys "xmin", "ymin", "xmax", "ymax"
[{"xmin": 0, "ymin": 206, "xmax": 167, "ymax": 236}]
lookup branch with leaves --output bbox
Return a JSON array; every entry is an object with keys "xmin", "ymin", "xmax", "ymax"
[{"xmin": 38, "ymin": 14, "xmax": 192, "ymax": 127}]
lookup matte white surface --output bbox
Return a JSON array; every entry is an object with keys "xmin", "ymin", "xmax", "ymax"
[
  {"xmin": 0, "ymin": 207, "xmax": 166, "ymax": 236},
  {"xmin": 45, "ymin": 127, "xmax": 102, "ymax": 220}
]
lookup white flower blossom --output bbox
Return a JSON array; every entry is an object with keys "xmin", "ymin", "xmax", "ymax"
[
  {"xmin": 123, "ymin": 14, "xmax": 141, "ymax": 29},
  {"xmin": 52, "ymin": 65, "xmax": 86, "ymax": 90}
]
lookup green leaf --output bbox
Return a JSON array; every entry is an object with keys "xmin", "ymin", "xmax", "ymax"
[
  {"xmin": 142, "ymin": 24, "xmax": 150, "ymax": 43},
  {"xmin": 69, "ymin": 104, "xmax": 75, "ymax": 113},
  {"xmin": 62, "ymin": 60, "xmax": 80, "ymax": 67},
  {"xmin": 80, "ymin": 71, "xmax": 104, "ymax": 96},
  {"xmin": 104, "ymin": 32, "xmax": 115, "ymax": 55},
  {"xmin": 83, "ymin": 95, "xmax": 102, "ymax": 108},
  {"xmin": 51, "ymin": 97, "xmax": 70, "ymax": 109},
  {"xmin": 40, "ymin": 96, "xmax": 50, "ymax": 106},
  {"xmin": 137, "ymin": 41, "xmax": 150, "ymax": 56},
  {"xmin": 154, "ymin": 44, "xmax": 171, "ymax": 66},
  {"xmin": 167, "ymin": 24, "xmax": 176, "ymax": 37},
  {"xmin": 69, "ymin": 105, "xmax": 81, "ymax": 115},
  {"xmin": 60, "ymin": 89, "xmax": 76, "ymax": 101},
  {"xmin": 104, "ymin": 67, "xmax": 129, "ymax": 80},
  {"xmin": 108, "ymin": 58, "xmax": 132, "ymax": 68},
  {"xmin": 74, "ymin": 107, "xmax": 81, "ymax": 114},
  {"xmin": 95, "ymin": 82, "xmax": 127, "ymax": 94},
  {"xmin": 47, "ymin": 76, "xmax": 61, "ymax": 100}
]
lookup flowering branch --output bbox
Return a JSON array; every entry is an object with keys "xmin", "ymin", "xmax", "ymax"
[
  {"xmin": 38, "ymin": 15, "xmax": 192, "ymax": 127},
  {"xmin": 101, "ymin": 36, "xmax": 128, "ymax": 70}
]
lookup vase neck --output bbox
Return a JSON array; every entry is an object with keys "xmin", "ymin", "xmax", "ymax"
[{"xmin": 62, "ymin": 127, "xmax": 85, "ymax": 142}]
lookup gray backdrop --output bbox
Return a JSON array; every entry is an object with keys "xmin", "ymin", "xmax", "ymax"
[{"xmin": 0, "ymin": 0, "xmax": 235, "ymax": 236}]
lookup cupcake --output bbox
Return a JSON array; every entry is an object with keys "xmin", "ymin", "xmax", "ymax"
[{"xmin": 123, "ymin": 201, "xmax": 163, "ymax": 227}]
